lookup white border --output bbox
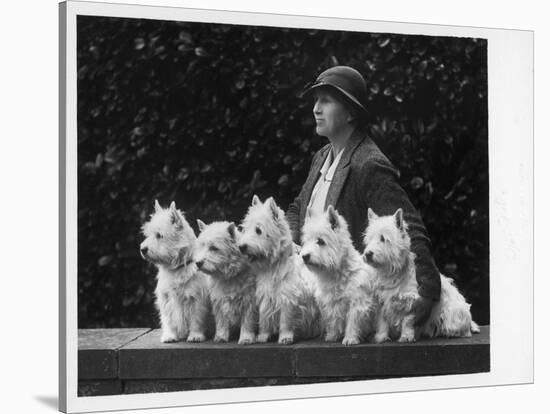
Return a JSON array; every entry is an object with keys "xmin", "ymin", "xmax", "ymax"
[{"xmin": 61, "ymin": 1, "xmax": 533, "ymax": 412}]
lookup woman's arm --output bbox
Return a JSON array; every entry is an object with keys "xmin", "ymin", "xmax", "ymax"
[{"xmin": 360, "ymin": 159, "xmax": 441, "ymax": 325}]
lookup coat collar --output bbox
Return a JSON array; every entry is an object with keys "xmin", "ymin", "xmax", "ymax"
[
  {"xmin": 334, "ymin": 126, "xmax": 366, "ymax": 170},
  {"xmin": 324, "ymin": 127, "xmax": 365, "ymax": 209},
  {"xmin": 299, "ymin": 127, "xmax": 366, "ymax": 225},
  {"xmin": 315, "ymin": 126, "xmax": 366, "ymax": 175}
]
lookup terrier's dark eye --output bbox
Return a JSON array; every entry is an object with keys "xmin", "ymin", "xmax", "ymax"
[
  {"xmin": 156, "ymin": 232, "xmax": 163, "ymax": 239},
  {"xmin": 380, "ymin": 235, "xmax": 385, "ymax": 243},
  {"xmin": 317, "ymin": 238, "xmax": 326, "ymax": 246},
  {"xmin": 209, "ymin": 245, "xmax": 219, "ymax": 252},
  {"xmin": 255, "ymin": 227, "xmax": 262, "ymax": 235}
]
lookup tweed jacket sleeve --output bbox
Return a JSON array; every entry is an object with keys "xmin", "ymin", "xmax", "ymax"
[{"xmin": 359, "ymin": 157, "xmax": 441, "ymax": 301}]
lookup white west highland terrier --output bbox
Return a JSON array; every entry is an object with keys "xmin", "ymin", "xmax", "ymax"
[
  {"xmin": 362, "ymin": 208, "xmax": 480, "ymax": 343},
  {"xmin": 140, "ymin": 200, "xmax": 212, "ymax": 343},
  {"xmin": 301, "ymin": 206, "xmax": 378, "ymax": 345},
  {"xmin": 238, "ymin": 195, "xmax": 321, "ymax": 344},
  {"xmin": 194, "ymin": 219, "xmax": 257, "ymax": 345}
]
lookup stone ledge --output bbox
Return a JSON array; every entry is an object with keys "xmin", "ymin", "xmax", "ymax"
[
  {"xmin": 78, "ymin": 328, "xmax": 151, "ymax": 379},
  {"xmin": 77, "ymin": 326, "xmax": 490, "ymax": 396},
  {"xmin": 120, "ymin": 329, "xmax": 294, "ymax": 379},
  {"xmin": 294, "ymin": 336, "xmax": 490, "ymax": 377}
]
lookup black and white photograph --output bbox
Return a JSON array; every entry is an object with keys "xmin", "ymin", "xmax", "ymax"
[
  {"xmin": 57, "ymin": 1, "xmax": 533, "ymax": 413},
  {"xmin": 77, "ymin": 9, "xmax": 490, "ymax": 392}
]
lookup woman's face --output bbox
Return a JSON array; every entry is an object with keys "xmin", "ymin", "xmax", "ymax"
[{"xmin": 312, "ymin": 89, "xmax": 352, "ymax": 139}]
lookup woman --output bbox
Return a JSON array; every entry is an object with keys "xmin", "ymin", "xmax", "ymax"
[{"xmin": 286, "ymin": 66, "xmax": 441, "ymax": 326}]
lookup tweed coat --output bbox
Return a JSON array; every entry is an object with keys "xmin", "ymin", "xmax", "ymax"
[{"xmin": 286, "ymin": 127, "xmax": 441, "ymax": 301}]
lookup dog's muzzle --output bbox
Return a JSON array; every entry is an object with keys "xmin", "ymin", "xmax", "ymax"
[
  {"xmin": 363, "ymin": 251, "xmax": 374, "ymax": 265},
  {"xmin": 239, "ymin": 244, "xmax": 259, "ymax": 262}
]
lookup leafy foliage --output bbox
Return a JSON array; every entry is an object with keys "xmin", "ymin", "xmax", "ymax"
[{"xmin": 77, "ymin": 16, "xmax": 489, "ymax": 327}]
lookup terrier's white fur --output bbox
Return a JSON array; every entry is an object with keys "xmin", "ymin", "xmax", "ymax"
[
  {"xmin": 140, "ymin": 200, "xmax": 212, "ymax": 343},
  {"xmin": 238, "ymin": 195, "xmax": 321, "ymax": 344},
  {"xmin": 195, "ymin": 219, "xmax": 257, "ymax": 345},
  {"xmin": 301, "ymin": 206, "xmax": 377, "ymax": 345},
  {"xmin": 362, "ymin": 208, "xmax": 480, "ymax": 343}
]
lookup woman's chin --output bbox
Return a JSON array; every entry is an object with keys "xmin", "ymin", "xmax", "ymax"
[{"xmin": 315, "ymin": 126, "xmax": 327, "ymax": 137}]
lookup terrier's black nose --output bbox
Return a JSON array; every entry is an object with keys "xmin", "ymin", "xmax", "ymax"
[
  {"xmin": 302, "ymin": 253, "xmax": 310, "ymax": 264},
  {"xmin": 140, "ymin": 246, "xmax": 148, "ymax": 255},
  {"xmin": 195, "ymin": 260, "xmax": 203, "ymax": 269},
  {"xmin": 239, "ymin": 244, "xmax": 248, "ymax": 254},
  {"xmin": 364, "ymin": 251, "xmax": 373, "ymax": 262}
]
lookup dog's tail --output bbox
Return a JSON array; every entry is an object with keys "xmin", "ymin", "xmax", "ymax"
[{"xmin": 470, "ymin": 320, "xmax": 481, "ymax": 334}]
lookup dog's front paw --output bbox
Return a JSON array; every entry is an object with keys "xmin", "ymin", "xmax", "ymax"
[
  {"xmin": 397, "ymin": 332, "xmax": 416, "ymax": 343},
  {"xmin": 278, "ymin": 332, "xmax": 294, "ymax": 345},
  {"xmin": 187, "ymin": 332, "xmax": 206, "ymax": 343},
  {"xmin": 256, "ymin": 333, "xmax": 270, "ymax": 343},
  {"xmin": 160, "ymin": 332, "xmax": 179, "ymax": 343},
  {"xmin": 374, "ymin": 333, "xmax": 391, "ymax": 343},
  {"xmin": 342, "ymin": 336, "xmax": 360, "ymax": 346},
  {"xmin": 238, "ymin": 333, "xmax": 256, "ymax": 345}
]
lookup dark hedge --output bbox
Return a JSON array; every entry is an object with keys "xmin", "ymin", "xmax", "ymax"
[{"xmin": 77, "ymin": 16, "xmax": 489, "ymax": 328}]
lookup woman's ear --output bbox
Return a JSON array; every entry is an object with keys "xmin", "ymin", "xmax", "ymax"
[{"xmin": 347, "ymin": 106, "xmax": 358, "ymax": 124}]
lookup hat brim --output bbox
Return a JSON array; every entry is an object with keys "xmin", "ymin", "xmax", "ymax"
[{"xmin": 300, "ymin": 81, "xmax": 368, "ymax": 114}]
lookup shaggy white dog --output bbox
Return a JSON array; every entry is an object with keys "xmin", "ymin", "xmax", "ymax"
[
  {"xmin": 140, "ymin": 200, "xmax": 212, "ymax": 343},
  {"xmin": 238, "ymin": 195, "xmax": 321, "ymax": 344},
  {"xmin": 195, "ymin": 219, "xmax": 257, "ymax": 345},
  {"xmin": 301, "ymin": 206, "xmax": 377, "ymax": 345},
  {"xmin": 362, "ymin": 208, "xmax": 480, "ymax": 343}
]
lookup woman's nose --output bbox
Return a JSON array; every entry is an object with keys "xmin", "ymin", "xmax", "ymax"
[{"xmin": 313, "ymin": 100, "xmax": 321, "ymax": 114}]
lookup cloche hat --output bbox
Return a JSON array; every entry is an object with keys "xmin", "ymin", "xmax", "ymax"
[{"xmin": 301, "ymin": 65, "xmax": 368, "ymax": 114}]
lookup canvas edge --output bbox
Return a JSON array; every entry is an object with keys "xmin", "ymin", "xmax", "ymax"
[{"xmin": 59, "ymin": 1, "xmax": 68, "ymax": 413}]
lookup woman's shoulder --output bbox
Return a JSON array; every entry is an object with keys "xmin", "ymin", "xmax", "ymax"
[{"xmin": 352, "ymin": 135, "xmax": 395, "ymax": 170}]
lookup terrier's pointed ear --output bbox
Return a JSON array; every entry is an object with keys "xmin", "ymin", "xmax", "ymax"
[
  {"xmin": 170, "ymin": 206, "xmax": 183, "ymax": 229},
  {"xmin": 267, "ymin": 197, "xmax": 279, "ymax": 221},
  {"xmin": 327, "ymin": 205, "xmax": 339, "ymax": 230},
  {"xmin": 252, "ymin": 194, "xmax": 261, "ymax": 206},
  {"xmin": 228, "ymin": 222, "xmax": 237, "ymax": 240},
  {"xmin": 394, "ymin": 208, "xmax": 404, "ymax": 230},
  {"xmin": 154, "ymin": 199, "xmax": 162, "ymax": 213},
  {"xmin": 367, "ymin": 208, "xmax": 378, "ymax": 222},
  {"xmin": 197, "ymin": 219, "xmax": 206, "ymax": 233}
]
